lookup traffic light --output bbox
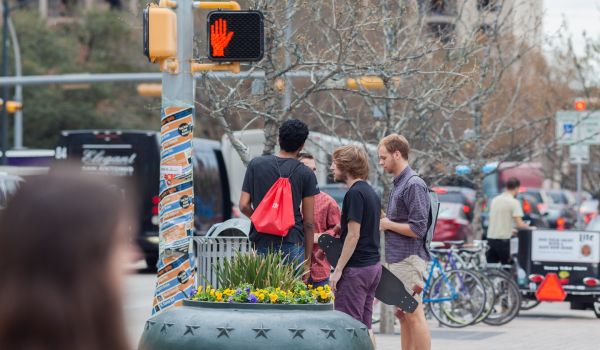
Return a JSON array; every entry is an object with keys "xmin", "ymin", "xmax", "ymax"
[
  {"xmin": 143, "ymin": 4, "xmax": 177, "ymax": 63},
  {"xmin": 137, "ymin": 83, "xmax": 162, "ymax": 97},
  {"xmin": 207, "ymin": 11, "xmax": 264, "ymax": 62},
  {"xmin": 574, "ymin": 99, "xmax": 587, "ymax": 111},
  {"xmin": 346, "ymin": 76, "xmax": 384, "ymax": 90},
  {"xmin": 0, "ymin": 99, "xmax": 22, "ymax": 113}
]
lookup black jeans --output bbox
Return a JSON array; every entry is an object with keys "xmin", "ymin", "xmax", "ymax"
[{"xmin": 486, "ymin": 239, "xmax": 511, "ymax": 265}]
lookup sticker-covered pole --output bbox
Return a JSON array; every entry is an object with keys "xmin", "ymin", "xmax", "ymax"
[{"xmin": 152, "ymin": 0, "xmax": 196, "ymax": 313}]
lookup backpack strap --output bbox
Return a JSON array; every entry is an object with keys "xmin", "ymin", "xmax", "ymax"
[
  {"xmin": 273, "ymin": 156, "xmax": 303, "ymax": 179},
  {"xmin": 287, "ymin": 161, "xmax": 304, "ymax": 179},
  {"xmin": 273, "ymin": 155, "xmax": 283, "ymax": 178}
]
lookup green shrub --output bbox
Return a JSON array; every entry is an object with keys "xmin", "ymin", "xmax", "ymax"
[{"xmin": 214, "ymin": 251, "xmax": 305, "ymax": 290}]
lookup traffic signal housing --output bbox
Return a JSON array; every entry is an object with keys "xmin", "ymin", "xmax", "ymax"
[
  {"xmin": 143, "ymin": 4, "xmax": 178, "ymax": 63},
  {"xmin": 0, "ymin": 99, "xmax": 22, "ymax": 113},
  {"xmin": 207, "ymin": 11, "xmax": 264, "ymax": 62},
  {"xmin": 137, "ymin": 83, "xmax": 162, "ymax": 97},
  {"xmin": 574, "ymin": 99, "xmax": 587, "ymax": 111}
]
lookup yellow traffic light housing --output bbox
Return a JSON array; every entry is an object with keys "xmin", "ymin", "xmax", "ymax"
[
  {"xmin": 143, "ymin": 4, "xmax": 178, "ymax": 63},
  {"xmin": 137, "ymin": 83, "xmax": 162, "ymax": 97},
  {"xmin": 0, "ymin": 99, "xmax": 22, "ymax": 113},
  {"xmin": 346, "ymin": 76, "xmax": 384, "ymax": 90},
  {"xmin": 5, "ymin": 101, "xmax": 22, "ymax": 113}
]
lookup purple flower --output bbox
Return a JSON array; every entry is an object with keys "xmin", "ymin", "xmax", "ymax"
[
  {"xmin": 244, "ymin": 287, "xmax": 251, "ymax": 293},
  {"xmin": 236, "ymin": 288, "xmax": 242, "ymax": 295},
  {"xmin": 248, "ymin": 294, "xmax": 258, "ymax": 303}
]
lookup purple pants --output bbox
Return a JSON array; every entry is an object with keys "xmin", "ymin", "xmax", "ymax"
[{"xmin": 334, "ymin": 262, "xmax": 382, "ymax": 328}]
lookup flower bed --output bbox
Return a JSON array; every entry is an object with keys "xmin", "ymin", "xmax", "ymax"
[{"xmin": 190, "ymin": 281, "xmax": 333, "ymax": 304}]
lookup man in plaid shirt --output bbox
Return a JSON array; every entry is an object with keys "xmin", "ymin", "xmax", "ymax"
[
  {"xmin": 299, "ymin": 153, "xmax": 341, "ymax": 288},
  {"xmin": 378, "ymin": 134, "xmax": 431, "ymax": 350}
]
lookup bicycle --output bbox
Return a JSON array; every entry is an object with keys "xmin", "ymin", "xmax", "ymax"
[
  {"xmin": 423, "ymin": 248, "xmax": 488, "ymax": 328},
  {"xmin": 458, "ymin": 240, "xmax": 521, "ymax": 326}
]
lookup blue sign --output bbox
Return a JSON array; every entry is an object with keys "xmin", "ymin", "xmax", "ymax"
[{"xmin": 563, "ymin": 123, "xmax": 574, "ymax": 134}]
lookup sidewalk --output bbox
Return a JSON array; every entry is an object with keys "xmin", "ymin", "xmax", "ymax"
[{"xmin": 373, "ymin": 302, "xmax": 598, "ymax": 350}]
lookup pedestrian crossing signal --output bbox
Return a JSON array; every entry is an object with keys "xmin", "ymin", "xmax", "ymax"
[{"xmin": 207, "ymin": 11, "xmax": 264, "ymax": 62}]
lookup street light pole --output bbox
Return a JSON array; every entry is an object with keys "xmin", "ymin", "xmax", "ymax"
[{"xmin": 1, "ymin": 0, "xmax": 9, "ymax": 165}]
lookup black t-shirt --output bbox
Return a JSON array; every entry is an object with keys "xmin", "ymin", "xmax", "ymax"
[
  {"xmin": 341, "ymin": 180, "xmax": 381, "ymax": 267},
  {"xmin": 242, "ymin": 155, "xmax": 319, "ymax": 248}
]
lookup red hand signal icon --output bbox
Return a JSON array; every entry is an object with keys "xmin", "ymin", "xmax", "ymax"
[{"xmin": 210, "ymin": 18, "xmax": 234, "ymax": 57}]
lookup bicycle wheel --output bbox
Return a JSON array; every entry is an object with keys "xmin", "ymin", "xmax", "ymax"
[
  {"xmin": 520, "ymin": 298, "xmax": 541, "ymax": 311},
  {"xmin": 483, "ymin": 269, "xmax": 521, "ymax": 326},
  {"xmin": 473, "ymin": 271, "xmax": 496, "ymax": 324},
  {"xmin": 426, "ymin": 269, "xmax": 487, "ymax": 328}
]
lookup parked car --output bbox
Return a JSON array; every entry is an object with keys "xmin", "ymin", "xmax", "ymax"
[
  {"xmin": 319, "ymin": 183, "xmax": 383, "ymax": 209},
  {"xmin": 586, "ymin": 215, "xmax": 600, "ymax": 231},
  {"xmin": 580, "ymin": 199, "xmax": 599, "ymax": 225},
  {"xmin": 433, "ymin": 202, "xmax": 473, "ymax": 242},
  {"xmin": 319, "ymin": 183, "xmax": 348, "ymax": 209},
  {"xmin": 52, "ymin": 130, "xmax": 232, "ymax": 269},
  {"xmin": 516, "ymin": 192, "xmax": 550, "ymax": 229},
  {"xmin": 521, "ymin": 188, "xmax": 575, "ymax": 230},
  {"xmin": 0, "ymin": 173, "xmax": 23, "ymax": 209},
  {"xmin": 432, "ymin": 186, "xmax": 475, "ymax": 221}
]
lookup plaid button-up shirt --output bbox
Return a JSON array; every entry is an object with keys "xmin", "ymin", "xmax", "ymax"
[
  {"xmin": 385, "ymin": 166, "xmax": 431, "ymax": 263},
  {"xmin": 310, "ymin": 192, "xmax": 341, "ymax": 282}
]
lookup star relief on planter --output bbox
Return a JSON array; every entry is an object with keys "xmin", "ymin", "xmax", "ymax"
[
  {"xmin": 346, "ymin": 328, "xmax": 358, "ymax": 338},
  {"xmin": 184, "ymin": 325, "xmax": 200, "ymax": 336},
  {"xmin": 160, "ymin": 323, "xmax": 174, "ymax": 335},
  {"xmin": 252, "ymin": 323, "xmax": 270, "ymax": 338},
  {"xmin": 217, "ymin": 325, "xmax": 234, "ymax": 338},
  {"xmin": 321, "ymin": 328, "xmax": 336, "ymax": 339},
  {"xmin": 289, "ymin": 326, "xmax": 306, "ymax": 339}
]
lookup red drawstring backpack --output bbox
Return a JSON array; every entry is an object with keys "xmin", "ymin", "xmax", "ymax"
[{"xmin": 250, "ymin": 157, "xmax": 301, "ymax": 237}]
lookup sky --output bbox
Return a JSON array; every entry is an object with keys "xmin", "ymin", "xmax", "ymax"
[{"xmin": 544, "ymin": 0, "xmax": 600, "ymax": 55}]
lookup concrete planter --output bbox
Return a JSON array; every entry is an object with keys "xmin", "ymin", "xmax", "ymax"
[{"xmin": 139, "ymin": 300, "xmax": 373, "ymax": 350}]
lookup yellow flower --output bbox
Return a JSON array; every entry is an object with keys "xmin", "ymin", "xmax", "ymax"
[
  {"xmin": 308, "ymin": 284, "xmax": 313, "ymax": 289},
  {"xmin": 258, "ymin": 293, "xmax": 265, "ymax": 301},
  {"xmin": 317, "ymin": 286, "xmax": 324, "ymax": 292},
  {"xmin": 319, "ymin": 291, "xmax": 328, "ymax": 300},
  {"xmin": 210, "ymin": 289, "xmax": 216, "ymax": 297},
  {"xmin": 269, "ymin": 293, "xmax": 278, "ymax": 303},
  {"xmin": 300, "ymin": 291, "xmax": 306, "ymax": 296},
  {"xmin": 324, "ymin": 285, "xmax": 331, "ymax": 292}
]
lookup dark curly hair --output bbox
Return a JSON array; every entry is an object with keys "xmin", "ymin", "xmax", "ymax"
[{"xmin": 278, "ymin": 119, "xmax": 309, "ymax": 153}]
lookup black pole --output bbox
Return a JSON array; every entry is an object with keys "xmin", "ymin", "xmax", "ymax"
[{"xmin": 1, "ymin": 0, "xmax": 8, "ymax": 165}]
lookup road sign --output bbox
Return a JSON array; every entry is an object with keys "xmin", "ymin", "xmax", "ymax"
[
  {"xmin": 207, "ymin": 11, "xmax": 264, "ymax": 62},
  {"xmin": 569, "ymin": 143, "xmax": 590, "ymax": 164},
  {"xmin": 556, "ymin": 111, "xmax": 600, "ymax": 145}
]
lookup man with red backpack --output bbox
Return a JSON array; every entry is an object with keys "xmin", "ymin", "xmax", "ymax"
[{"xmin": 239, "ymin": 119, "xmax": 319, "ymax": 272}]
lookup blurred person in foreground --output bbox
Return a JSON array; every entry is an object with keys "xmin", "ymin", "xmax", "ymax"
[{"xmin": 0, "ymin": 168, "xmax": 139, "ymax": 350}]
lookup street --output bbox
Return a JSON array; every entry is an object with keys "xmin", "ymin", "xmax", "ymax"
[{"xmin": 125, "ymin": 270, "xmax": 600, "ymax": 350}]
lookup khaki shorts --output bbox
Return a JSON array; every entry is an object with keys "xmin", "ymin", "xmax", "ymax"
[{"xmin": 386, "ymin": 255, "xmax": 428, "ymax": 303}]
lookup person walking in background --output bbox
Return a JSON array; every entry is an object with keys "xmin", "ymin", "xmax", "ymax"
[
  {"xmin": 486, "ymin": 177, "xmax": 535, "ymax": 264},
  {"xmin": 329, "ymin": 145, "xmax": 382, "ymax": 347},
  {"xmin": 298, "ymin": 152, "xmax": 341, "ymax": 288},
  {"xmin": 0, "ymin": 169, "xmax": 139, "ymax": 350},
  {"xmin": 378, "ymin": 133, "xmax": 431, "ymax": 350},
  {"xmin": 239, "ymin": 119, "xmax": 319, "ymax": 271}
]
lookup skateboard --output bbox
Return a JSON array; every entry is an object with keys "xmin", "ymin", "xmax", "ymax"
[{"xmin": 318, "ymin": 234, "xmax": 419, "ymax": 313}]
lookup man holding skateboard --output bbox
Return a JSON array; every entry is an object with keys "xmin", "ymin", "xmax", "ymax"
[
  {"xmin": 329, "ymin": 145, "xmax": 382, "ymax": 346},
  {"xmin": 378, "ymin": 134, "xmax": 431, "ymax": 350}
]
